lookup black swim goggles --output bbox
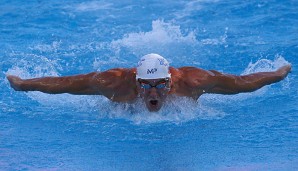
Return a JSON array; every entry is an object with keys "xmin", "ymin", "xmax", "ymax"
[{"xmin": 138, "ymin": 78, "xmax": 170, "ymax": 90}]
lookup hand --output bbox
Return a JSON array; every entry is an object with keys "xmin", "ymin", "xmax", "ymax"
[
  {"xmin": 276, "ymin": 64, "xmax": 291, "ymax": 79},
  {"xmin": 6, "ymin": 75, "xmax": 23, "ymax": 91}
]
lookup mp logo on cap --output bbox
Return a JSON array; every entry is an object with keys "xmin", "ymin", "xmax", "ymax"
[{"xmin": 147, "ymin": 68, "xmax": 157, "ymax": 74}]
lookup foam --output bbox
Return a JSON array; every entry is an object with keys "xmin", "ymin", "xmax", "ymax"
[
  {"xmin": 95, "ymin": 96, "xmax": 226, "ymax": 125},
  {"xmin": 108, "ymin": 19, "xmax": 230, "ymax": 64},
  {"xmin": 6, "ymin": 83, "xmax": 226, "ymax": 124},
  {"xmin": 242, "ymin": 55, "xmax": 290, "ymax": 74},
  {"xmin": 5, "ymin": 55, "xmax": 60, "ymax": 79},
  {"xmin": 5, "ymin": 54, "xmax": 291, "ymax": 125},
  {"xmin": 4, "ymin": 26, "xmax": 291, "ymax": 125},
  {"xmin": 29, "ymin": 41, "xmax": 62, "ymax": 53},
  {"xmin": 110, "ymin": 20, "xmax": 197, "ymax": 57},
  {"xmin": 201, "ymin": 27, "xmax": 228, "ymax": 45}
]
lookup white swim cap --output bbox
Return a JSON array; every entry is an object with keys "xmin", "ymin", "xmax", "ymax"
[{"xmin": 136, "ymin": 53, "xmax": 171, "ymax": 79}]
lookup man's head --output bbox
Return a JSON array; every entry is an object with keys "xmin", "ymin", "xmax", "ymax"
[{"xmin": 136, "ymin": 54, "xmax": 171, "ymax": 112}]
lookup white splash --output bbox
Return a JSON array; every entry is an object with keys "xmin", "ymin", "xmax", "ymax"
[
  {"xmin": 29, "ymin": 41, "xmax": 62, "ymax": 53},
  {"xmin": 242, "ymin": 55, "xmax": 290, "ymax": 75},
  {"xmin": 203, "ymin": 55, "xmax": 291, "ymax": 102},
  {"xmin": 92, "ymin": 96, "xmax": 226, "ymax": 125},
  {"xmin": 201, "ymin": 27, "xmax": 229, "ymax": 45},
  {"xmin": 110, "ymin": 20, "xmax": 197, "ymax": 56},
  {"xmin": 5, "ymin": 55, "xmax": 60, "ymax": 79},
  {"xmin": 6, "ymin": 55, "xmax": 291, "ymax": 125}
]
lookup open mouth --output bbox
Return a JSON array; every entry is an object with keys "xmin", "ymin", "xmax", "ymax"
[{"xmin": 150, "ymin": 100, "xmax": 158, "ymax": 106}]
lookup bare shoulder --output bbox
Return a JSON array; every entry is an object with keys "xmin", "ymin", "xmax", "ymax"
[
  {"xmin": 92, "ymin": 67, "xmax": 136, "ymax": 86},
  {"xmin": 91, "ymin": 68, "xmax": 137, "ymax": 101},
  {"xmin": 170, "ymin": 66, "xmax": 207, "ymax": 76},
  {"xmin": 95, "ymin": 68, "xmax": 135, "ymax": 77},
  {"xmin": 177, "ymin": 66, "xmax": 213, "ymax": 76},
  {"xmin": 171, "ymin": 67, "xmax": 215, "ymax": 87},
  {"xmin": 169, "ymin": 67, "xmax": 216, "ymax": 98}
]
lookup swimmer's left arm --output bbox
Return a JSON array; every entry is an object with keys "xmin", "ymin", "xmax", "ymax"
[{"xmin": 205, "ymin": 64, "xmax": 291, "ymax": 94}]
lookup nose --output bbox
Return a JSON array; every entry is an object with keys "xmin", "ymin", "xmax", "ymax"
[{"xmin": 148, "ymin": 87, "xmax": 159, "ymax": 98}]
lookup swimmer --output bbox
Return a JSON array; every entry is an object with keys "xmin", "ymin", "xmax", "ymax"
[{"xmin": 7, "ymin": 53, "xmax": 291, "ymax": 112}]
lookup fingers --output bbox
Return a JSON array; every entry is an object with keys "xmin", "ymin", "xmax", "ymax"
[
  {"xmin": 281, "ymin": 64, "xmax": 291, "ymax": 71},
  {"xmin": 6, "ymin": 75, "xmax": 23, "ymax": 91},
  {"xmin": 277, "ymin": 64, "xmax": 292, "ymax": 79},
  {"xmin": 7, "ymin": 75, "xmax": 20, "ymax": 83},
  {"xmin": 282, "ymin": 64, "xmax": 291, "ymax": 74}
]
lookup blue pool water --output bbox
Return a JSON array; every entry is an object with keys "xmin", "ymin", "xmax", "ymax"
[{"xmin": 1, "ymin": 0, "xmax": 298, "ymax": 170}]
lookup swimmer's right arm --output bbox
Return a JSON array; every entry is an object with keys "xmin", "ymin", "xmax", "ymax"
[
  {"xmin": 6, "ymin": 72, "xmax": 101, "ymax": 95},
  {"xmin": 6, "ymin": 68, "xmax": 135, "ymax": 96}
]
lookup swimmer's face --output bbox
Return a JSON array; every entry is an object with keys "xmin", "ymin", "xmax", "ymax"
[{"xmin": 137, "ymin": 78, "xmax": 171, "ymax": 112}]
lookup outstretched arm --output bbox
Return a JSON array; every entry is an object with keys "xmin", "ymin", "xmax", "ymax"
[
  {"xmin": 7, "ymin": 72, "xmax": 99, "ymax": 95},
  {"xmin": 206, "ymin": 64, "xmax": 291, "ymax": 94},
  {"xmin": 6, "ymin": 68, "xmax": 137, "ymax": 97}
]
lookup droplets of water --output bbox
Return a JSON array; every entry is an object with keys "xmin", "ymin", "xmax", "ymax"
[
  {"xmin": 242, "ymin": 55, "xmax": 291, "ymax": 91},
  {"xmin": 4, "ymin": 17, "xmax": 292, "ymax": 125},
  {"xmin": 5, "ymin": 54, "xmax": 60, "ymax": 79},
  {"xmin": 29, "ymin": 41, "xmax": 62, "ymax": 53},
  {"xmin": 201, "ymin": 27, "xmax": 229, "ymax": 46},
  {"xmin": 92, "ymin": 96, "xmax": 226, "ymax": 125},
  {"xmin": 110, "ymin": 20, "xmax": 197, "ymax": 57},
  {"xmin": 242, "ymin": 55, "xmax": 290, "ymax": 75}
]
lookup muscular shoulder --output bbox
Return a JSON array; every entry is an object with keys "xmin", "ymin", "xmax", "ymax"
[
  {"xmin": 92, "ymin": 68, "xmax": 136, "ymax": 87},
  {"xmin": 91, "ymin": 68, "xmax": 137, "ymax": 101},
  {"xmin": 96, "ymin": 68, "xmax": 135, "ymax": 77},
  {"xmin": 171, "ymin": 67, "xmax": 215, "ymax": 87}
]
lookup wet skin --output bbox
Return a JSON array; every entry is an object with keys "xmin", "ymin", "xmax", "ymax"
[
  {"xmin": 137, "ymin": 78, "xmax": 170, "ymax": 112},
  {"xmin": 6, "ymin": 65, "xmax": 292, "ymax": 112}
]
